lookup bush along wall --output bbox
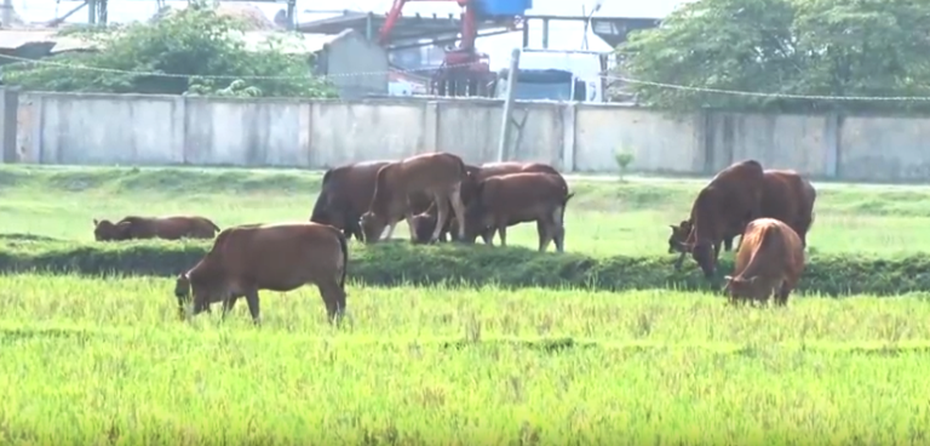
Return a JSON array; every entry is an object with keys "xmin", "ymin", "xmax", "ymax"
[{"xmin": 0, "ymin": 239, "xmax": 927, "ymax": 296}]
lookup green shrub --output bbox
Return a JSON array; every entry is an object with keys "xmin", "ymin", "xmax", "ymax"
[{"xmin": 0, "ymin": 238, "xmax": 925, "ymax": 297}]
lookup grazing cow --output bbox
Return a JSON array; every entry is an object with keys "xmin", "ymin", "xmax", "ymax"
[
  {"xmin": 411, "ymin": 161, "xmax": 561, "ymax": 243},
  {"xmin": 359, "ymin": 152, "xmax": 469, "ymax": 244},
  {"xmin": 676, "ymin": 159, "xmax": 765, "ymax": 278},
  {"xmin": 667, "ymin": 169, "xmax": 818, "ymax": 266},
  {"xmin": 667, "ymin": 219, "xmax": 739, "ymax": 270},
  {"xmin": 309, "ymin": 161, "xmax": 433, "ymax": 241},
  {"xmin": 723, "ymin": 218, "xmax": 805, "ymax": 306},
  {"xmin": 93, "ymin": 215, "xmax": 220, "ymax": 241},
  {"xmin": 174, "ymin": 222, "xmax": 348, "ymax": 325},
  {"xmin": 462, "ymin": 172, "xmax": 573, "ymax": 252}
]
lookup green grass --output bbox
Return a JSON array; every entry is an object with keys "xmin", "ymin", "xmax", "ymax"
[
  {"xmin": 2, "ymin": 274, "xmax": 930, "ymax": 444},
  {"xmin": 2, "ymin": 165, "xmax": 930, "ymax": 256}
]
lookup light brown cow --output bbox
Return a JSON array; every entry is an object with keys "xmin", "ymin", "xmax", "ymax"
[
  {"xmin": 359, "ymin": 152, "xmax": 469, "ymax": 244},
  {"xmin": 723, "ymin": 218, "xmax": 805, "ymax": 307},
  {"xmin": 463, "ymin": 172, "xmax": 574, "ymax": 252},
  {"xmin": 94, "ymin": 215, "xmax": 220, "ymax": 241},
  {"xmin": 173, "ymin": 222, "xmax": 348, "ymax": 325},
  {"xmin": 411, "ymin": 161, "xmax": 562, "ymax": 243}
]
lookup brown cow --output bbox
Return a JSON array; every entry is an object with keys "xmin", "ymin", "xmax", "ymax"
[
  {"xmin": 668, "ymin": 169, "xmax": 817, "ymax": 267},
  {"xmin": 759, "ymin": 169, "xmax": 817, "ymax": 247},
  {"xmin": 723, "ymin": 218, "xmax": 805, "ymax": 306},
  {"xmin": 359, "ymin": 152, "xmax": 469, "ymax": 244},
  {"xmin": 667, "ymin": 219, "xmax": 739, "ymax": 270},
  {"xmin": 309, "ymin": 161, "xmax": 433, "ymax": 242},
  {"xmin": 174, "ymin": 222, "xmax": 348, "ymax": 325},
  {"xmin": 462, "ymin": 172, "xmax": 574, "ymax": 252},
  {"xmin": 677, "ymin": 159, "xmax": 765, "ymax": 278},
  {"xmin": 93, "ymin": 215, "xmax": 220, "ymax": 241},
  {"xmin": 411, "ymin": 161, "xmax": 562, "ymax": 243}
]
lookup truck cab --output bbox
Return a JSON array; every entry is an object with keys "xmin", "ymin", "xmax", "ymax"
[{"xmin": 491, "ymin": 50, "xmax": 605, "ymax": 102}]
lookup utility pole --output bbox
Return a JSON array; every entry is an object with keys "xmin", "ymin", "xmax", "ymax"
[{"xmin": 496, "ymin": 48, "xmax": 521, "ymax": 162}]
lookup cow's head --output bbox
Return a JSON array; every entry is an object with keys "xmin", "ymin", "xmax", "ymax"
[
  {"xmin": 358, "ymin": 211, "xmax": 387, "ymax": 244},
  {"xmin": 667, "ymin": 220, "xmax": 691, "ymax": 254},
  {"xmin": 723, "ymin": 275, "xmax": 759, "ymax": 304},
  {"xmin": 173, "ymin": 271, "xmax": 215, "ymax": 320}
]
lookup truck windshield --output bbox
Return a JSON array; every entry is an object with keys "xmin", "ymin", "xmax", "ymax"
[{"xmin": 512, "ymin": 81, "xmax": 573, "ymax": 101}]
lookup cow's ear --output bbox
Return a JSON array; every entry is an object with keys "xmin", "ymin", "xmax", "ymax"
[
  {"xmin": 668, "ymin": 224, "xmax": 677, "ymax": 230},
  {"xmin": 93, "ymin": 218, "xmax": 99, "ymax": 226}
]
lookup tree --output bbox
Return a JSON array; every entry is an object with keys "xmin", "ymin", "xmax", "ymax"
[
  {"xmin": 1, "ymin": 0, "xmax": 336, "ymax": 98},
  {"xmin": 615, "ymin": 0, "xmax": 930, "ymax": 112}
]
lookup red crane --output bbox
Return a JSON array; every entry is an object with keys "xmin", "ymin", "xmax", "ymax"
[{"xmin": 379, "ymin": 0, "xmax": 513, "ymax": 97}]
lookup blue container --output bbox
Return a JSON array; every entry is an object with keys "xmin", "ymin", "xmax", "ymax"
[{"xmin": 476, "ymin": 0, "xmax": 532, "ymax": 17}]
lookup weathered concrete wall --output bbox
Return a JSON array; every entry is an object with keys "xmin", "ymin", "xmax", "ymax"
[{"xmin": 11, "ymin": 89, "xmax": 930, "ymax": 183}]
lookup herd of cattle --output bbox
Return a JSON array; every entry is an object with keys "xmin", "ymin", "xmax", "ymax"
[{"xmin": 89, "ymin": 153, "xmax": 816, "ymax": 325}]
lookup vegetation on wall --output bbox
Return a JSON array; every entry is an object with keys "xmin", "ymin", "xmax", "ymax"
[{"xmin": 1, "ymin": 0, "xmax": 336, "ymax": 98}]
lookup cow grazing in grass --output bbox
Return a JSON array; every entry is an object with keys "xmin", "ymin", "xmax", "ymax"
[
  {"xmin": 723, "ymin": 217, "xmax": 805, "ymax": 307},
  {"xmin": 174, "ymin": 222, "xmax": 348, "ymax": 325},
  {"xmin": 673, "ymin": 159, "xmax": 766, "ymax": 277}
]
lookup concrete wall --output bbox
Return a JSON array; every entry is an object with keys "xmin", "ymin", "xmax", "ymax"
[{"xmin": 11, "ymin": 88, "xmax": 930, "ymax": 182}]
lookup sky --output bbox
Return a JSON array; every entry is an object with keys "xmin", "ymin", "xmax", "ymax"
[{"xmin": 12, "ymin": 0, "xmax": 694, "ymax": 71}]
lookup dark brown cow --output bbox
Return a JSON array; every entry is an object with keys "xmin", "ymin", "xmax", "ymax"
[
  {"xmin": 309, "ymin": 161, "xmax": 433, "ymax": 241},
  {"xmin": 359, "ymin": 152, "xmax": 469, "ymax": 244},
  {"xmin": 93, "ymin": 215, "xmax": 220, "ymax": 241},
  {"xmin": 411, "ymin": 161, "xmax": 561, "ymax": 243},
  {"xmin": 678, "ymin": 159, "xmax": 765, "ymax": 278},
  {"xmin": 759, "ymin": 169, "xmax": 817, "ymax": 247},
  {"xmin": 668, "ymin": 169, "xmax": 817, "ymax": 267},
  {"xmin": 723, "ymin": 218, "xmax": 805, "ymax": 306},
  {"xmin": 462, "ymin": 172, "xmax": 573, "ymax": 252},
  {"xmin": 174, "ymin": 222, "xmax": 348, "ymax": 325}
]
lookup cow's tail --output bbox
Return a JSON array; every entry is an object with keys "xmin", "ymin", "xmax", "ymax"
[
  {"xmin": 336, "ymin": 228, "xmax": 348, "ymax": 289},
  {"xmin": 559, "ymin": 191, "xmax": 575, "ymax": 228}
]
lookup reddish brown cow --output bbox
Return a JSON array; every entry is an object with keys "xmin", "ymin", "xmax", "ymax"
[
  {"xmin": 668, "ymin": 169, "xmax": 817, "ymax": 267},
  {"xmin": 411, "ymin": 161, "xmax": 561, "ymax": 243},
  {"xmin": 723, "ymin": 218, "xmax": 805, "ymax": 306},
  {"xmin": 174, "ymin": 222, "xmax": 348, "ymax": 325},
  {"xmin": 678, "ymin": 159, "xmax": 765, "ymax": 278},
  {"xmin": 309, "ymin": 161, "xmax": 433, "ymax": 241},
  {"xmin": 359, "ymin": 152, "xmax": 469, "ymax": 244},
  {"xmin": 462, "ymin": 172, "xmax": 573, "ymax": 252},
  {"xmin": 93, "ymin": 215, "xmax": 220, "ymax": 241}
]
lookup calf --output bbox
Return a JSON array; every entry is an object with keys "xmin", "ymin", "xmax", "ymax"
[
  {"xmin": 173, "ymin": 222, "xmax": 348, "ymax": 325},
  {"xmin": 359, "ymin": 152, "xmax": 469, "ymax": 244},
  {"xmin": 463, "ymin": 172, "xmax": 573, "ymax": 252},
  {"xmin": 723, "ymin": 218, "xmax": 805, "ymax": 307},
  {"xmin": 94, "ymin": 215, "xmax": 219, "ymax": 241}
]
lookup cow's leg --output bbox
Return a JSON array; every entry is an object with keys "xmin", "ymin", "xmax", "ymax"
[
  {"xmin": 775, "ymin": 278, "xmax": 795, "ymax": 307},
  {"xmin": 497, "ymin": 223, "xmax": 508, "ymax": 247},
  {"xmin": 448, "ymin": 182, "xmax": 467, "ymax": 241},
  {"xmin": 723, "ymin": 237, "xmax": 733, "ymax": 252},
  {"xmin": 673, "ymin": 251, "xmax": 687, "ymax": 270},
  {"xmin": 244, "ymin": 289, "xmax": 262, "ymax": 325},
  {"xmin": 430, "ymin": 192, "xmax": 450, "ymax": 243},
  {"xmin": 481, "ymin": 227, "xmax": 494, "ymax": 245},
  {"xmin": 537, "ymin": 220, "xmax": 554, "ymax": 252},
  {"xmin": 221, "ymin": 294, "xmax": 241, "ymax": 320},
  {"xmin": 552, "ymin": 204, "xmax": 566, "ymax": 253}
]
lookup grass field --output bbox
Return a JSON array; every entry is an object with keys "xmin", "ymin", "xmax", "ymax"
[
  {"xmin": 3, "ymin": 274, "xmax": 930, "ymax": 444},
  {"xmin": 3, "ymin": 165, "xmax": 930, "ymax": 443}
]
